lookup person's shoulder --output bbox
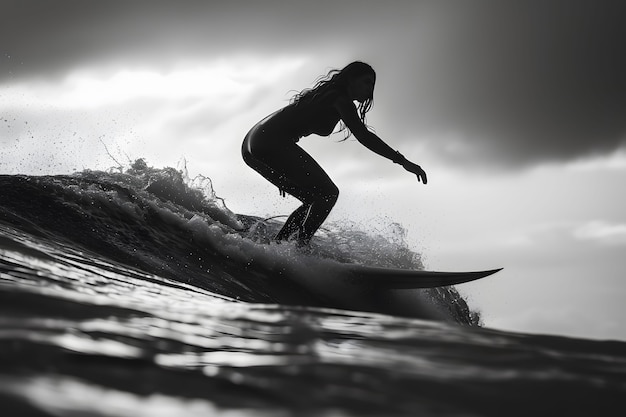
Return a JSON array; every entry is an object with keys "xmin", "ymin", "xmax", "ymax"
[{"xmin": 317, "ymin": 87, "xmax": 348, "ymax": 103}]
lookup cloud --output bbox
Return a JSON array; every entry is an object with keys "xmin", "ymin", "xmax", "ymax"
[
  {"xmin": 573, "ymin": 220, "xmax": 626, "ymax": 245},
  {"xmin": 564, "ymin": 149, "xmax": 626, "ymax": 171},
  {"xmin": 392, "ymin": 1, "xmax": 626, "ymax": 169},
  {"xmin": 0, "ymin": 55, "xmax": 310, "ymax": 175},
  {"xmin": 3, "ymin": 56, "xmax": 305, "ymax": 110},
  {"xmin": 495, "ymin": 218, "xmax": 626, "ymax": 250},
  {"xmin": 3, "ymin": 0, "xmax": 626, "ymax": 171},
  {"xmin": 0, "ymin": 0, "xmax": 401, "ymax": 81}
]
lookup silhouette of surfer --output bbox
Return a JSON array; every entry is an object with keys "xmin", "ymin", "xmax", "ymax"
[{"xmin": 242, "ymin": 61, "xmax": 427, "ymax": 246}]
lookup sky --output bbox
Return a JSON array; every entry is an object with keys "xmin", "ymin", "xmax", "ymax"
[{"xmin": 2, "ymin": 0, "xmax": 626, "ymax": 341}]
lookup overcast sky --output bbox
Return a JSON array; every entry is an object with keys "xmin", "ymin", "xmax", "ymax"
[
  {"xmin": 2, "ymin": 0, "xmax": 626, "ymax": 341},
  {"xmin": 3, "ymin": 0, "xmax": 626, "ymax": 167}
]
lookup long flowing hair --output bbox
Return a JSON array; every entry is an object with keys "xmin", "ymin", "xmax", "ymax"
[{"xmin": 290, "ymin": 61, "xmax": 376, "ymax": 139}]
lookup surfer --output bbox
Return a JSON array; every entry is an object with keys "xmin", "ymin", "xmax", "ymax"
[{"xmin": 242, "ymin": 61, "xmax": 427, "ymax": 246}]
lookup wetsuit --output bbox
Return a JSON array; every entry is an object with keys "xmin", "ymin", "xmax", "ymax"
[{"xmin": 242, "ymin": 90, "xmax": 343, "ymax": 244}]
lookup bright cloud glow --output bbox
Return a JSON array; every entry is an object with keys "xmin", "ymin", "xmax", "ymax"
[
  {"xmin": 0, "ymin": 55, "xmax": 309, "ymax": 176},
  {"xmin": 1, "ymin": 56, "xmax": 308, "ymax": 110}
]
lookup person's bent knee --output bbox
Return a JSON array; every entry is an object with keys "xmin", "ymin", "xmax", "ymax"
[
  {"xmin": 319, "ymin": 185, "xmax": 339, "ymax": 208},
  {"xmin": 329, "ymin": 184, "xmax": 339, "ymax": 202},
  {"xmin": 327, "ymin": 188, "xmax": 339, "ymax": 205}
]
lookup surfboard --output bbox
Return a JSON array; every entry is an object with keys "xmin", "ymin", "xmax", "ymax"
[
  {"xmin": 338, "ymin": 265, "xmax": 502, "ymax": 289},
  {"xmin": 232, "ymin": 215, "xmax": 502, "ymax": 289}
]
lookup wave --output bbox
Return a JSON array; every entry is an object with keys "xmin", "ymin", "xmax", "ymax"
[{"xmin": 0, "ymin": 159, "xmax": 479, "ymax": 325}]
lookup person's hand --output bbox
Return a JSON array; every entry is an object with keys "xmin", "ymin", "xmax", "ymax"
[{"xmin": 403, "ymin": 161, "xmax": 427, "ymax": 184}]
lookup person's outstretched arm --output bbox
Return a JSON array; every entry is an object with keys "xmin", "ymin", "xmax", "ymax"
[{"xmin": 334, "ymin": 96, "xmax": 427, "ymax": 184}]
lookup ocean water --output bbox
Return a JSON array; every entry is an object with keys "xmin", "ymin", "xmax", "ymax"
[{"xmin": 1, "ymin": 161, "xmax": 625, "ymax": 416}]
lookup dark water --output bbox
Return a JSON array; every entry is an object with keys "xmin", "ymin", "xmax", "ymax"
[{"xmin": 1, "ymin": 163, "xmax": 625, "ymax": 416}]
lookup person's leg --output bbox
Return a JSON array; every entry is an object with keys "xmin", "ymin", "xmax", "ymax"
[
  {"xmin": 274, "ymin": 203, "xmax": 310, "ymax": 241},
  {"xmin": 269, "ymin": 148, "xmax": 339, "ymax": 244},
  {"xmin": 297, "ymin": 190, "xmax": 338, "ymax": 244},
  {"xmin": 242, "ymin": 139, "xmax": 338, "ymax": 244}
]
